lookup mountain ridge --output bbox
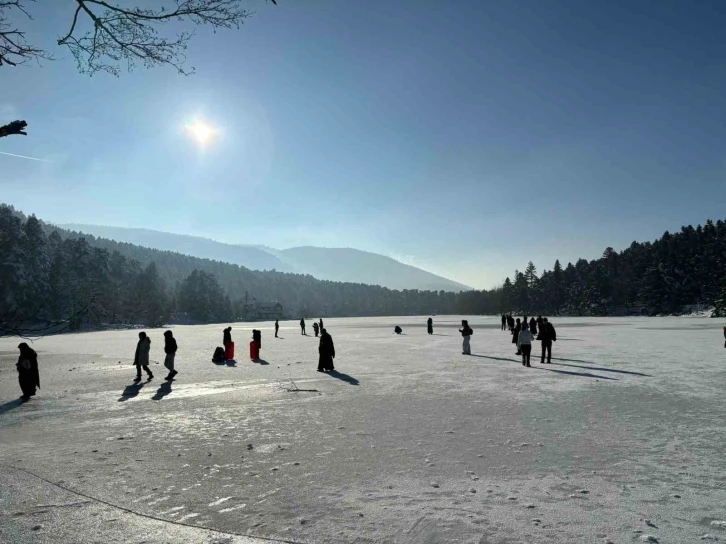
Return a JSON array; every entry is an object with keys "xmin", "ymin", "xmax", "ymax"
[{"xmin": 59, "ymin": 223, "xmax": 471, "ymax": 292}]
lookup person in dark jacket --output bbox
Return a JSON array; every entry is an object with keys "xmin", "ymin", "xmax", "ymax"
[
  {"xmin": 501, "ymin": 314, "xmax": 506, "ymax": 331},
  {"xmin": 427, "ymin": 317, "xmax": 434, "ymax": 335},
  {"xmin": 536, "ymin": 315, "xmax": 544, "ymax": 329},
  {"xmin": 274, "ymin": 320, "xmax": 279, "ymax": 338},
  {"xmin": 319, "ymin": 318, "xmax": 324, "ymax": 330},
  {"xmin": 512, "ymin": 318, "xmax": 522, "ymax": 355},
  {"xmin": 223, "ymin": 327, "xmax": 232, "ymax": 347},
  {"xmin": 16, "ymin": 343, "xmax": 40, "ymax": 399},
  {"xmin": 133, "ymin": 332, "xmax": 153, "ymax": 382},
  {"xmin": 539, "ymin": 318, "xmax": 557, "ymax": 364},
  {"xmin": 507, "ymin": 314, "xmax": 515, "ymax": 331},
  {"xmin": 529, "ymin": 317, "xmax": 538, "ymax": 336},
  {"xmin": 163, "ymin": 330, "xmax": 178, "ymax": 381},
  {"xmin": 459, "ymin": 320, "xmax": 473, "ymax": 355},
  {"xmin": 313, "ymin": 322, "xmax": 320, "ymax": 337},
  {"xmin": 300, "ymin": 318, "xmax": 306, "ymax": 335},
  {"xmin": 252, "ymin": 329, "xmax": 262, "ymax": 349},
  {"xmin": 318, "ymin": 328, "xmax": 335, "ymax": 372}
]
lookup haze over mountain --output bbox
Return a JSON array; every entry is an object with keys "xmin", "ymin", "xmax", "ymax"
[{"xmin": 60, "ymin": 224, "xmax": 472, "ymax": 292}]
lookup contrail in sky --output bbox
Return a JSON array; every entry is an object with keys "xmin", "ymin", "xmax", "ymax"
[{"xmin": 0, "ymin": 150, "xmax": 52, "ymax": 163}]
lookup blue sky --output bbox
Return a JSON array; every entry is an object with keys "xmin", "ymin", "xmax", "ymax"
[{"xmin": 2, "ymin": 0, "xmax": 726, "ymax": 289}]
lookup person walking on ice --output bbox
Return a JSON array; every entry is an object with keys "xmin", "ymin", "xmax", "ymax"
[
  {"xmin": 300, "ymin": 318, "xmax": 306, "ymax": 335},
  {"xmin": 427, "ymin": 317, "xmax": 434, "ymax": 335},
  {"xmin": 16, "ymin": 343, "xmax": 40, "ymax": 399},
  {"xmin": 517, "ymin": 322, "xmax": 534, "ymax": 367},
  {"xmin": 275, "ymin": 320, "xmax": 279, "ymax": 338},
  {"xmin": 133, "ymin": 332, "xmax": 153, "ymax": 382},
  {"xmin": 313, "ymin": 322, "xmax": 319, "ymax": 337},
  {"xmin": 459, "ymin": 319, "xmax": 473, "ymax": 355},
  {"xmin": 538, "ymin": 317, "xmax": 557, "ymax": 364},
  {"xmin": 318, "ymin": 328, "xmax": 336, "ymax": 372},
  {"xmin": 163, "ymin": 330, "xmax": 178, "ymax": 381}
]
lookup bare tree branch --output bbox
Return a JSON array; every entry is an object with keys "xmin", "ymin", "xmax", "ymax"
[
  {"xmin": 0, "ymin": 1, "xmax": 52, "ymax": 67},
  {"xmin": 57, "ymin": 0, "xmax": 255, "ymax": 76},
  {"xmin": 0, "ymin": 296, "xmax": 96, "ymax": 340}
]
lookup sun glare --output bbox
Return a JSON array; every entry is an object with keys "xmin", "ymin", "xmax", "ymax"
[{"xmin": 185, "ymin": 118, "xmax": 216, "ymax": 146}]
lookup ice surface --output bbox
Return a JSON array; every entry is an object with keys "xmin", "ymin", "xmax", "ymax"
[{"xmin": 1, "ymin": 316, "xmax": 725, "ymax": 543}]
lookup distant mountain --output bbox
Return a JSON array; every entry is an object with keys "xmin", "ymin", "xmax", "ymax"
[{"xmin": 60, "ymin": 224, "xmax": 471, "ymax": 292}]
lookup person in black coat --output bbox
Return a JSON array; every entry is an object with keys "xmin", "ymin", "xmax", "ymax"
[
  {"xmin": 223, "ymin": 327, "xmax": 232, "ymax": 346},
  {"xmin": 274, "ymin": 320, "xmax": 279, "ymax": 338},
  {"xmin": 512, "ymin": 318, "xmax": 522, "ymax": 355},
  {"xmin": 163, "ymin": 330, "xmax": 178, "ymax": 381},
  {"xmin": 529, "ymin": 317, "xmax": 538, "ymax": 336},
  {"xmin": 313, "ymin": 322, "xmax": 320, "ymax": 337},
  {"xmin": 501, "ymin": 314, "xmax": 506, "ymax": 331},
  {"xmin": 539, "ymin": 318, "xmax": 557, "ymax": 364},
  {"xmin": 318, "ymin": 328, "xmax": 335, "ymax": 372},
  {"xmin": 427, "ymin": 317, "xmax": 434, "ymax": 335},
  {"xmin": 300, "ymin": 318, "xmax": 306, "ymax": 335},
  {"xmin": 507, "ymin": 314, "xmax": 515, "ymax": 331},
  {"xmin": 16, "ymin": 343, "xmax": 40, "ymax": 399}
]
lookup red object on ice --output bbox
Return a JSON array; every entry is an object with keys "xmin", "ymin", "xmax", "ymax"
[
  {"xmin": 225, "ymin": 341, "xmax": 235, "ymax": 360},
  {"xmin": 250, "ymin": 340, "xmax": 259, "ymax": 360}
]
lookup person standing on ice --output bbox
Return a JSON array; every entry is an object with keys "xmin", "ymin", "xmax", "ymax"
[
  {"xmin": 300, "ymin": 318, "xmax": 306, "ymax": 335},
  {"xmin": 16, "ymin": 343, "xmax": 40, "ymax": 399},
  {"xmin": 274, "ymin": 320, "xmax": 279, "ymax": 338},
  {"xmin": 507, "ymin": 314, "xmax": 515, "ymax": 332},
  {"xmin": 318, "ymin": 328, "xmax": 336, "ymax": 372},
  {"xmin": 501, "ymin": 314, "xmax": 506, "ymax": 331},
  {"xmin": 517, "ymin": 323, "xmax": 534, "ymax": 367},
  {"xmin": 319, "ymin": 318, "xmax": 324, "ymax": 331},
  {"xmin": 459, "ymin": 320, "xmax": 473, "ymax": 355},
  {"xmin": 313, "ymin": 321, "xmax": 319, "ymax": 337},
  {"xmin": 539, "ymin": 318, "xmax": 557, "ymax": 364},
  {"xmin": 427, "ymin": 317, "xmax": 434, "ymax": 335},
  {"xmin": 133, "ymin": 331, "xmax": 153, "ymax": 382},
  {"xmin": 529, "ymin": 317, "xmax": 538, "ymax": 336},
  {"xmin": 223, "ymin": 327, "xmax": 232, "ymax": 349},
  {"xmin": 512, "ymin": 318, "xmax": 522, "ymax": 355},
  {"xmin": 163, "ymin": 330, "xmax": 178, "ymax": 381}
]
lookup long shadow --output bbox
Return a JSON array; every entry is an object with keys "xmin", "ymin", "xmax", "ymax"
[
  {"xmin": 151, "ymin": 382, "xmax": 172, "ymax": 401},
  {"xmin": 118, "ymin": 382, "xmax": 146, "ymax": 402},
  {"xmin": 0, "ymin": 397, "xmax": 28, "ymax": 415},
  {"xmin": 469, "ymin": 354, "xmax": 520, "ymax": 363},
  {"xmin": 532, "ymin": 366, "xmax": 617, "ymax": 380},
  {"xmin": 550, "ymin": 361, "xmax": 651, "ymax": 377},
  {"xmin": 326, "ymin": 370, "xmax": 359, "ymax": 385},
  {"xmin": 275, "ymin": 337, "xmax": 285, "ymax": 340},
  {"xmin": 253, "ymin": 359, "xmax": 270, "ymax": 366},
  {"xmin": 429, "ymin": 333, "xmax": 450, "ymax": 336}
]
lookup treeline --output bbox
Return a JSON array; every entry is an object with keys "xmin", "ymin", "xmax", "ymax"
[
  {"xmin": 1, "ymin": 205, "xmax": 497, "ymax": 334},
  {"xmin": 501, "ymin": 221, "xmax": 726, "ymax": 316},
  {"xmin": 2, "ymin": 203, "xmax": 725, "ymax": 336}
]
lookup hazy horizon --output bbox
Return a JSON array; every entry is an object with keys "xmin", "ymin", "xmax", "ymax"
[{"xmin": 3, "ymin": 0, "xmax": 726, "ymax": 289}]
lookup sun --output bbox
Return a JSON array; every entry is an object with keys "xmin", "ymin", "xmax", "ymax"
[{"xmin": 185, "ymin": 118, "xmax": 216, "ymax": 146}]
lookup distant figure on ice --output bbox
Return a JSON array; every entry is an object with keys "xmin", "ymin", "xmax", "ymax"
[
  {"xmin": 512, "ymin": 318, "xmax": 522, "ymax": 355},
  {"xmin": 318, "ymin": 328, "xmax": 335, "ymax": 372},
  {"xmin": 501, "ymin": 314, "xmax": 506, "ymax": 331},
  {"xmin": 319, "ymin": 318, "xmax": 324, "ymax": 331},
  {"xmin": 16, "ymin": 343, "xmax": 40, "ymax": 399},
  {"xmin": 133, "ymin": 332, "xmax": 153, "ymax": 382},
  {"xmin": 427, "ymin": 317, "xmax": 434, "ymax": 335},
  {"xmin": 275, "ymin": 320, "xmax": 279, "ymax": 338},
  {"xmin": 459, "ymin": 320, "xmax": 473, "ymax": 355},
  {"xmin": 300, "ymin": 318, "xmax": 306, "ymax": 335},
  {"xmin": 163, "ymin": 330, "xmax": 178, "ymax": 381},
  {"xmin": 507, "ymin": 314, "xmax": 515, "ymax": 332},
  {"xmin": 394, "ymin": 325, "xmax": 403, "ymax": 335},
  {"xmin": 252, "ymin": 329, "xmax": 262, "ymax": 349},
  {"xmin": 539, "ymin": 318, "xmax": 557, "ymax": 364},
  {"xmin": 529, "ymin": 317, "xmax": 538, "ymax": 336},
  {"xmin": 723, "ymin": 325, "xmax": 726, "ymax": 347},
  {"xmin": 517, "ymin": 323, "xmax": 534, "ymax": 367},
  {"xmin": 223, "ymin": 327, "xmax": 232, "ymax": 349},
  {"xmin": 536, "ymin": 315, "xmax": 543, "ymax": 330},
  {"xmin": 313, "ymin": 322, "xmax": 320, "ymax": 337}
]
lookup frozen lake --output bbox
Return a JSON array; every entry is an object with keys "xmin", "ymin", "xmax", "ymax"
[{"xmin": 1, "ymin": 316, "xmax": 725, "ymax": 543}]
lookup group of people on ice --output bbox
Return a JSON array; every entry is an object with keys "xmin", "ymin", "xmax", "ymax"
[{"xmin": 501, "ymin": 314, "xmax": 557, "ymax": 367}]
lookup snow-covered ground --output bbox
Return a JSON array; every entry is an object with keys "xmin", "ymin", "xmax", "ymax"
[{"xmin": 1, "ymin": 316, "xmax": 725, "ymax": 543}]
